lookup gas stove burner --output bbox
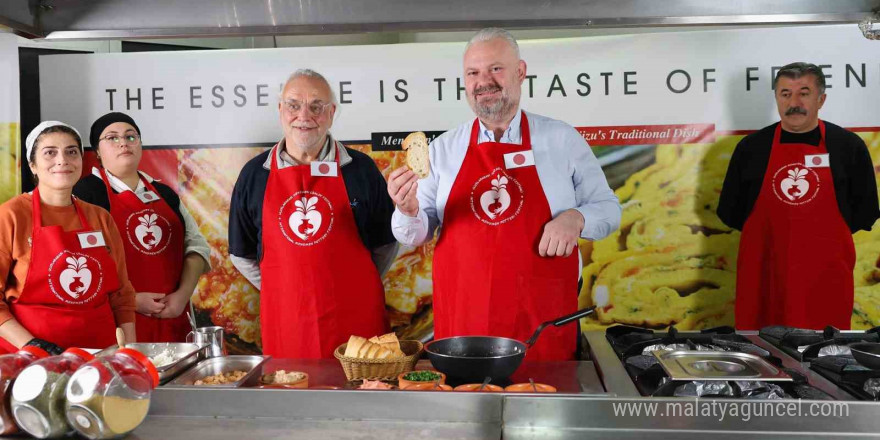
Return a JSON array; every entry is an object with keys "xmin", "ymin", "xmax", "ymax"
[
  {"xmin": 759, "ymin": 325, "xmax": 880, "ymax": 362},
  {"xmin": 605, "ymin": 325, "xmax": 837, "ymax": 400},
  {"xmin": 760, "ymin": 326, "xmax": 880, "ymax": 400}
]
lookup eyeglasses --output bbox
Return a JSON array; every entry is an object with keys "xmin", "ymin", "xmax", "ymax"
[
  {"xmin": 101, "ymin": 133, "xmax": 141, "ymax": 145},
  {"xmin": 281, "ymin": 99, "xmax": 333, "ymax": 117}
]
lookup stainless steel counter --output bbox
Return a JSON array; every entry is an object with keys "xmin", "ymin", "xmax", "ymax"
[{"xmin": 128, "ymin": 333, "xmax": 880, "ymax": 439}]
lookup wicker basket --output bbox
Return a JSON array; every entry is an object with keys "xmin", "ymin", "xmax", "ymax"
[{"xmin": 334, "ymin": 340, "xmax": 423, "ymax": 381}]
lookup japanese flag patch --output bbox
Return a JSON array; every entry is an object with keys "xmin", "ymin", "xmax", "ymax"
[
  {"xmin": 138, "ymin": 190, "xmax": 159, "ymax": 203},
  {"xmin": 805, "ymin": 154, "xmax": 829, "ymax": 168},
  {"xmin": 503, "ymin": 150, "xmax": 535, "ymax": 170},
  {"xmin": 311, "ymin": 161, "xmax": 338, "ymax": 177},
  {"xmin": 78, "ymin": 231, "xmax": 106, "ymax": 249}
]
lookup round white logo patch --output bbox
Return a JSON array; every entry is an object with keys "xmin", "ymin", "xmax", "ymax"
[
  {"xmin": 48, "ymin": 251, "xmax": 104, "ymax": 304},
  {"xmin": 125, "ymin": 209, "xmax": 173, "ymax": 255},
  {"xmin": 772, "ymin": 163, "xmax": 821, "ymax": 206},
  {"xmin": 278, "ymin": 191, "xmax": 335, "ymax": 246},
  {"xmin": 469, "ymin": 168, "xmax": 525, "ymax": 225}
]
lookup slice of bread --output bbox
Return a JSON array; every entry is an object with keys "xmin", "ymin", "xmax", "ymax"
[
  {"xmin": 344, "ymin": 336, "xmax": 368, "ymax": 357},
  {"xmin": 373, "ymin": 345, "xmax": 394, "ymax": 359},
  {"xmin": 364, "ymin": 344, "xmax": 381, "ymax": 359},
  {"xmin": 381, "ymin": 343, "xmax": 404, "ymax": 358},
  {"xmin": 347, "ymin": 333, "xmax": 405, "ymax": 359},
  {"xmin": 376, "ymin": 332, "xmax": 399, "ymax": 344},
  {"xmin": 403, "ymin": 131, "xmax": 430, "ymax": 179}
]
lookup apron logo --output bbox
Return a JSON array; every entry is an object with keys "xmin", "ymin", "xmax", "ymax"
[
  {"xmin": 279, "ymin": 191, "xmax": 334, "ymax": 246},
  {"xmin": 291, "ymin": 196, "xmax": 323, "ymax": 240},
  {"xmin": 125, "ymin": 210, "xmax": 172, "ymax": 255},
  {"xmin": 60, "ymin": 256, "xmax": 91, "ymax": 298},
  {"xmin": 772, "ymin": 164, "xmax": 820, "ymax": 206},
  {"xmin": 48, "ymin": 251, "xmax": 104, "ymax": 304},
  {"xmin": 480, "ymin": 176, "xmax": 511, "ymax": 218},
  {"xmin": 470, "ymin": 168, "xmax": 525, "ymax": 225},
  {"xmin": 135, "ymin": 213, "xmax": 163, "ymax": 249}
]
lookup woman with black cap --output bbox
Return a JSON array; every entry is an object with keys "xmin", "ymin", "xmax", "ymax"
[
  {"xmin": 73, "ymin": 112, "xmax": 210, "ymax": 343},
  {"xmin": 0, "ymin": 121, "xmax": 137, "ymax": 354}
]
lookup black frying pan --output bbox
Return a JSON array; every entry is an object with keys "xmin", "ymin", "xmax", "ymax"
[{"xmin": 424, "ymin": 307, "xmax": 597, "ymax": 383}]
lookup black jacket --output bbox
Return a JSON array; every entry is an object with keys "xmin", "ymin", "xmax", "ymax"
[{"xmin": 717, "ymin": 121, "xmax": 879, "ymax": 233}]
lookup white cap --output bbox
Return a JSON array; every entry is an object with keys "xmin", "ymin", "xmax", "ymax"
[{"xmin": 25, "ymin": 121, "xmax": 83, "ymax": 162}]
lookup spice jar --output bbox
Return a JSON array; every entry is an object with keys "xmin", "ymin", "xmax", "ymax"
[
  {"xmin": 0, "ymin": 346, "xmax": 50, "ymax": 435},
  {"xmin": 10, "ymin": 348, "xmax": 94, "ymax": 438},
  {"xmin": 65, "ymin": 348, "xmax": 159, "ymax": 439}
]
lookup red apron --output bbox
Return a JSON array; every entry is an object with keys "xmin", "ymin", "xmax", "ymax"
[
  {"xmin": 98, "ymin": 168, "xmax": 187, "ymax": 342},
  {"xmin": 736, "ymin": 121, "xmax": 855, "ymax": 330},
  {"xmin": 260, "ymin": 143, "xmax": 388, "ymax": 358},
  {"xmin": 432, "ymin": 113, "xmax": 579, "ymax": 360},
  {"xmin": 0, "ymin": 188, "xmax": 119, "ymax": 353}
]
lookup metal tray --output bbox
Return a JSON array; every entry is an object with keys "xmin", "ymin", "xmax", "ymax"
[
  {"xmin": 166, "ymin": 355, "xmax": 270, "ymax": 388},
  {"xmin": 652, "ymin": 350, "xmax": 792, "ymax": 381}
]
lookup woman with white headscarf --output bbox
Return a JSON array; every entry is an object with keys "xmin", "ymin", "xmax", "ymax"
[{"xmin": 0, "ymin": 121, "xmax": 136, "ymax": 354}]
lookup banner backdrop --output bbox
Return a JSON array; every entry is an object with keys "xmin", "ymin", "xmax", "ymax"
[
  {"xmin": 0, "ymin": 33, "xmax": 20, "ymax": 204},
  {"xmin": 39, "ymin": 25, "xmax": 880, "ymax": 352}
]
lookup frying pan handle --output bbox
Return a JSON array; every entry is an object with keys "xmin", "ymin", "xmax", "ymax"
[
  {"xmin": 524, "ymin": 306, "xmax": 597, "ymax": 348},
  {"xmin": 552, "ymin": 306, "xmax": 597, "ymax": 327}
]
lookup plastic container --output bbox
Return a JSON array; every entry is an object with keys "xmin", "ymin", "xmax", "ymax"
[
  {"xmin": 65, "ymin": 348, "xmax": 159, "ymax": 439},
  {"xmin": 10, "ymin": 348, "xmax": 94, "ymax": 438},
  {"xmin": 0, "ymin": 346, "xmax": 50, "ymax": 435}
]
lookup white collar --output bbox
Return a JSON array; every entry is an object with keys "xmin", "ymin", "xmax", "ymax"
[{"xmin": 91, "ymin": 167, "xmax": 155, "ymax": 193}]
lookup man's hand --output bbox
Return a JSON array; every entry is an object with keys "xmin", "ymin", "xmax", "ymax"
[
  {"xmin": 156, "ymin": 290, "xmax": 191, "ymax": 319},
  {"xmin": 538, "ymin": 209, "xmax": 585, "ymax": 257},
  {"xmin": 136, "ymin": 292, "xmax": 166, "ymax": 316},
  {"xmin": 387, "ymin": 166, "xmax": 420, "ymax": 217}
]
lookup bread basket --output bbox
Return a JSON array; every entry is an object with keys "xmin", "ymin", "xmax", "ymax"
[{"xmin": 334, "ymin": 340, "xmax": 423, "ymax": 381}]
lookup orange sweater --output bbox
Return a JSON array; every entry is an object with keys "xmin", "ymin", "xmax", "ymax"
[{"xmin": 0, "ymin": 194, "xmax": 136, "ymax": 327}]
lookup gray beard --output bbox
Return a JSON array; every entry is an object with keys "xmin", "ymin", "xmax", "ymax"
[{"xmin": 470, "ymin": 95, "xmax": 517, "ymax": 124}]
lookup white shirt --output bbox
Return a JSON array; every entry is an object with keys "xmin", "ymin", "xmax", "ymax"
[
  {"xmin": 391, "ymin": 110, "xmax": 621, "ymax": 258},
  {"xmin": 91, "ymin": 167, "xmax": 212, "ymax": 270}
]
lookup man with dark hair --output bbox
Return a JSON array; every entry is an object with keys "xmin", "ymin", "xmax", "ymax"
[{"xmin": 718, "ymin": 62, "xmax": 879, "ymax": 330}]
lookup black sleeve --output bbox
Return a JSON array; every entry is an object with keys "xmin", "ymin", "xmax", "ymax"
[
  {"xmin": 72, "ymin": 174, "xmax": 111, "ymax": 211},
  {"xmin": 847, "ymin": 133, "xmax": 880, "ymax": 232},
  {"xmin": 365, "ymin": 156, "xmax": 397, "ymax": 249},
  {"xmin": 717, "ymin": 137, "xmax": 748, "ymax": 231},
  {"xmin": 228, "ymin": 156, "xmax": 266, "ymax": 260}
]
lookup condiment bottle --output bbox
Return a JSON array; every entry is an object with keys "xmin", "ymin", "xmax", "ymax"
[
  {"xmin": 10, "ymin": 348, "xmax": 94, "ymax": 438},
  {"xmin": 0, "ymin": 346, "xmax": 50, "ymax": 435},
  {"xmin": 65, "ymin": 348, "xmax": 159, "ymax": 439}
]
